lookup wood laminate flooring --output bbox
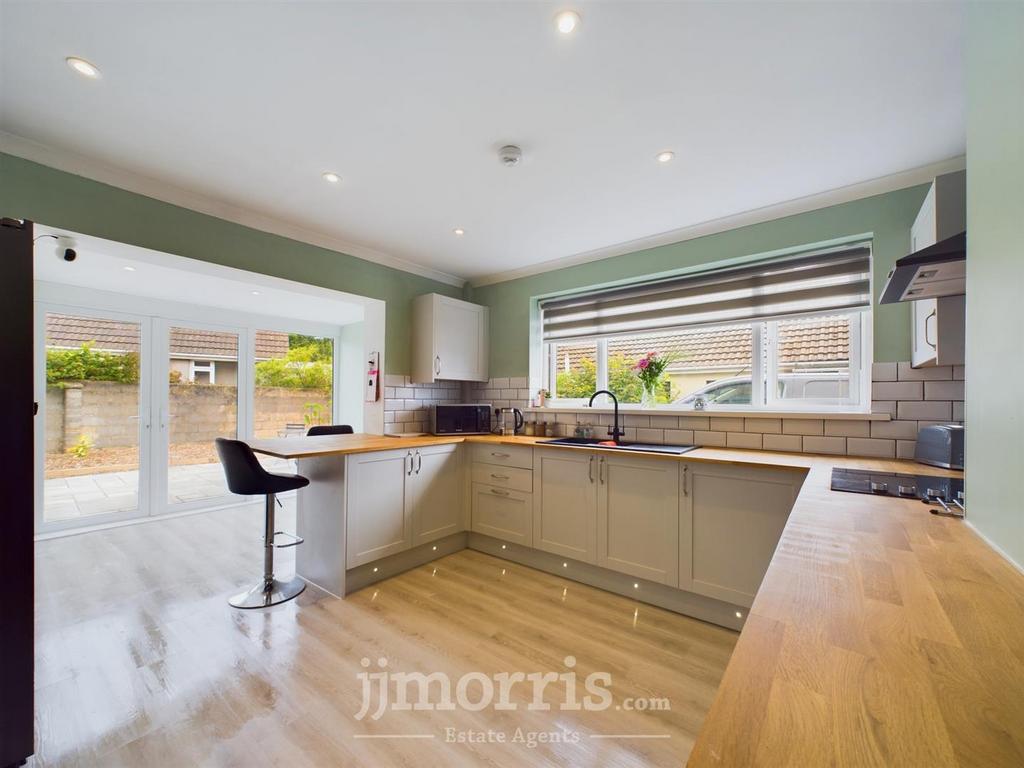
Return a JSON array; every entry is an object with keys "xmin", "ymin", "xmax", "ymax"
[{"xmin": 32, "ymin": 503, "xmax": 737, "ymax": 767}]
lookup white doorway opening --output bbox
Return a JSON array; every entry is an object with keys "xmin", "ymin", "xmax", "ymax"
[{"xmin": 33, "ymin": 226, "xmax": 386, "ymax": 535}]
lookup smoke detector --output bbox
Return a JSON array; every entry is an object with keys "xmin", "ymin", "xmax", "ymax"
[{"xmin": 498, "ymin": 145, "xmax": 523, "ymax": 167}]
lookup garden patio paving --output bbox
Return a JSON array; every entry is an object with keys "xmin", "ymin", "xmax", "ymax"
[{"xmin": 43, "ymin": 457, "xmax": 296, "ymax": 522}]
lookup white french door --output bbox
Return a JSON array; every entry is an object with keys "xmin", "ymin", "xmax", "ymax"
[
  {"xmin": 34, "ymin": 282, "xmax": 354, "ymax": 535},
  {"xmin": 152, "ymin": 318, "xmax": 251, "ymax": 515},
  {"xmin": 36, "ymin": 303, "xmax": 155, "ymax": 533},
  {"xmin": 35, "ymin": 307, "xmax": 255, "ymax": 533}
]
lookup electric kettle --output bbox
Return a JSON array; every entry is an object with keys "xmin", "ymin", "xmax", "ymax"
[{"xmin": 496, "ymin": 407, "xmax": 524, "ymax": 436}]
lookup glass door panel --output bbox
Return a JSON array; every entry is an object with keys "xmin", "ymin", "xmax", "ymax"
[
  {"xmin": 166, "ymin": 326, "xmax": 239, "ymax": 506},
  {"xmin": 42, "ymin": 312, "xmax": 145, "ymax": 525},
  {"xmin": 252, "ymin": 330, "xmax": 334, "ymax": 473}
]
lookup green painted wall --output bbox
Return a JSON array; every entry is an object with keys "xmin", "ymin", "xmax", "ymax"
[
  {"xmin": 964, "ymin": 3, "xmax": 1024, "ymax": 567},
  {"xmin": 0, "ymin": 153, "xmax": 462, "ymax": 374},
  {"xmin": 469, "ymin": 185, "xmax": 929, "ymax": 377}
]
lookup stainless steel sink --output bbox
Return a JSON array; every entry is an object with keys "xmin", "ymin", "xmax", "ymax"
[{"xmin": 539, "ymin": 437, "xmax": 698, "ymax": 456}]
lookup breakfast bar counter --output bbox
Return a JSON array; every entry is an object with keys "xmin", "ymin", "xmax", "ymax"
[{"xmin": 249, "ymin": 433, "xmax": 1024, "ymax": 767}]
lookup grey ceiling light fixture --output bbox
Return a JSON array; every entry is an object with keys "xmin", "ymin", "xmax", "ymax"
[{"xmin": 498, "ymin": 145, "xmax": 522, "ymax": 166}]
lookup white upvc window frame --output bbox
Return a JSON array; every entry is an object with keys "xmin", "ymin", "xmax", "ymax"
[
  {"xmin": 765, "ymin": 309, "xmax": 868, "ymax": 411},
  {"xmin": 541, "ymin": 308, "xmax": 871, "ymax": 414},
  {"xmin": 546, "ymin": 337, "xmax": 609, "ymax": 406},
  {"xmin": 188, "ymin": 359, "xmax": 216, "ymax": 384}
]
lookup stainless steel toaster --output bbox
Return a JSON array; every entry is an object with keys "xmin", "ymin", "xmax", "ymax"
[{"xmin": 914, "ymin": 424, "xmax": 964, "ymax": 470}]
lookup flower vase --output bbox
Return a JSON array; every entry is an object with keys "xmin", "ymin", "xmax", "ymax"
[{"xmin": 640, "ymin": 381, "xmax": 658, "ymax": 408}]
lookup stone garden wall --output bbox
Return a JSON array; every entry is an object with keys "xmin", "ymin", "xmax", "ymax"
[{"xmin": 45, "ymin": 381, "xmax": 331, "ymax": 452}]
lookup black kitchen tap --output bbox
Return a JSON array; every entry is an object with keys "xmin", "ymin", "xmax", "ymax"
[{"xmin": 588, "ymin": 390, "xmax": 625, "ymax": 444}]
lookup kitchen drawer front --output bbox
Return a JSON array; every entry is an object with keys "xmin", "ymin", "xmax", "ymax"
[
  {"xmin": 471, "ymin": 462, "xmax": 533, "ymax": 493},
  {"xmin": 471, "ymin": 483, "xmax": 533, "ymax": 545},
  {"xmin": 471, "ymin": 444, "xmax": 534, "ymax": 470}
]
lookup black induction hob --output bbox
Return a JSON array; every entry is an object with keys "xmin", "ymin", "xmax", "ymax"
[{"xmin": 830, "ymin": 467, "xmax": 964, "ymax": 503}]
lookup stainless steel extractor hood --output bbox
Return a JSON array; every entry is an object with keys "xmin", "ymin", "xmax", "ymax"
[{"xmin": 879, "ymin": 231, "xmax": 965, "ymax": 304}]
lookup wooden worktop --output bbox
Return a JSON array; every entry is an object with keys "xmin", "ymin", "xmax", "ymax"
[
  {"xmin": 250, "ymin": 433, "xmax": 1024, "ymax": 765},
  {"xmin": 250, "ymin": 432, "xmax": 821, "ymax": 471},
  {"xmin": 688, "ymin": 457, "xmax": 1024, "ymax": 767}
]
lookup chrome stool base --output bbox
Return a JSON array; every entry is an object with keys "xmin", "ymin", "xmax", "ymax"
[
  {"xmin": 229, "ymin": 576, "xmax": 306, "ymax": 609},
  {"xmin": 229, "ymin": 490, "xmax": 306, "ymax": 609}
]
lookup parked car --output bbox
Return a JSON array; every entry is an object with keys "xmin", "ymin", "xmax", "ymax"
[{"xmin": 674, "ymin": 372, "xmax": 849, "ymax": 406}]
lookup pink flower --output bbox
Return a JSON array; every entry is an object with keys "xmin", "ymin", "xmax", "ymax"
[{"xmin": 637, "ymin": 358, "xmax": 650, "ymax": 369}]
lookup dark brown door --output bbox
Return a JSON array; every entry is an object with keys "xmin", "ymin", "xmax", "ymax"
[{"xmin": 0, "ymin": 217, "xmax": 34, "ymax": 767}]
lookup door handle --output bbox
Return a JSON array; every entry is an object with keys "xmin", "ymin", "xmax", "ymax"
[
  {"xmin": 406, "ymin": 451, "xmax": 414, "ymax": 476},
  {"xmin": 491, "ymin": 451, "xmax": 511, "ymax": 458},
  {"xmin": 924, "ymin": 309, "xmax": 937, "ymax": 349},
  {"xmin": 683, "ymin": 465, "xmax": 688, "ymax": 497},
  {"xmin": 490, "ymin": 488, "xmax": 510, "ymax": 496},
  {"xmin": 415, "ymin": 451, "xmax": 422, "ymax": 474},
  {"xmin": 588, "ymin": 455, "xmax": 594, "ymax": 483},
  {"xmin": 129, "ymin": 414, "xmax": 152, "ymax": 430},
  {"xmin": 435, "ymin": 355, "xmax": 441, "ymax": 375},
  {"xmin": 598, "ymin": 456, "xmax": 605, "ymax": 484},
  {"xmin": 490, "ymin": 473, "xmax": 509, "ymax": 480}
]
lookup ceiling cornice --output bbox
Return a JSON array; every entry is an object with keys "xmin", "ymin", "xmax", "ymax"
[
  {"xmin": 0, "ymin": 130, "xmax": 467, "ymax": 288},
  {"xmin": 470, "ymin": 154, "xmax": 967, "ymax": 287},
  {"xmin": 3, "ymin": 130, "xmax": 965, "ymax": 292}
]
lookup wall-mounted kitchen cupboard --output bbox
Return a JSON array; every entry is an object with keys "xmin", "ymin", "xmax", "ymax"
[
  {"xmin": 910, "ymin": 171, "xmax": 966, "ymax": 368},
  {"xmin": 411, "ymin": 293, "xmax": 489, "ymax": 383}
]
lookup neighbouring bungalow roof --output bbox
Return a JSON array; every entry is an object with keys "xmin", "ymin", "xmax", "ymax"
[
  {"xmin": 558, "ymin": 316, "xmax": 850, "ymax": 372},
  {"xmin": 45, "ymin": 314, "xmax": 291, "ymax": 360}
]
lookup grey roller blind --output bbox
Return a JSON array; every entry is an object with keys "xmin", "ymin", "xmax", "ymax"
[{"xmin": 540, "ymin": 244, "xmax": 871, "ymax": 342}]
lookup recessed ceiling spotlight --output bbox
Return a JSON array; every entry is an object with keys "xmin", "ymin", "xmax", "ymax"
[
  {"xmin": 66, "ymin": 57, "xmax": 101, "ymax": 79},
  {"xmin": 555, "ymin": 10, "xmax": 581, "ymax": 35},
  {"xmin": 498, "ymin": 145, "xmax": 523, "ymax": 166},
  {"xmin": 453, "ymin": 228, "xmax": 465, "ymax": 236},
  {"xmin": 656, "ymin": 150, "xmax": 675, "ymax": 163},
  {"xmin": 122, "ymin": 266, "xmax": 135, "ymax": 272},
  {"xmin": 321, "ymin": 172, "xmax": 341, "ymax": 184}
]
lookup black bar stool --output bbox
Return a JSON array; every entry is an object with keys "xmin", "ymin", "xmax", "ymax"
[
  {"xmin": 307, "ymin": 424, "xmax": 354, "ymax": 436},
  {"xmin": 215, "ymin": 438, "xmax": 310, "ymax": 609}
]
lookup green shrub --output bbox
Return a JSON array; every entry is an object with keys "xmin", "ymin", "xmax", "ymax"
[
  {"xmin": 255, "ymin": 343, "xmax": 332, "ymax": 390},
  {"xmin": 69, "ymin": 434, "xmax": 93, "ymax": 458},
  {"xmin": 555, "ymin": 354, "xmax": 678, "ymax": 403},
  {"xmin": 46, "ymin": 343, "xmax": 139, "ymax": 385}
]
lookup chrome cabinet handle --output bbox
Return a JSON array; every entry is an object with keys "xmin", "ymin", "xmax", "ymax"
[
  {"xmin": 924, "ymin": 309, "xmax": 937, "ymax": 349},
  {"xmin": 491, "ymin": 451, "xmax": 511, "ymax": 458},
  {"xmin": 415, "ymin": 451, "xmax": 422, "ymax": 474},
  {"xmin": 434, "ymin": 355, "xmax": 441, "ymax": 375},
  {"xmin": 588, "ymin": 455, "xmax": 594, "ymax": 483},
  {"xmin": 683, "ymin": 465, "xmax": 688, "ymax": 497},
  {"xmin": 490, "ymin": 488, "xmax": 510, "ymax": 496},
  {"xmin": 490, "ymin": 473, "xmax": 509, "ymax": 480},
  {"xmin": 406, "ymin": 451, "xmax": 414, "ymax": 476},
  {"xmin": 598, "ymin": 456, "xmax": 605, "ymax": 484}
]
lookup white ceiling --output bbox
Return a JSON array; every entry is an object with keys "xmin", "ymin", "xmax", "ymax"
[{"xmin": 1, "ymin": 1, "xmax": 965, "ymax": 283}]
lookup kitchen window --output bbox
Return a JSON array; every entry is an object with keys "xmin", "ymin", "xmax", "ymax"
[{"xmin": 540, "ymin": 242, "xmax": 871, "ymax": 412}]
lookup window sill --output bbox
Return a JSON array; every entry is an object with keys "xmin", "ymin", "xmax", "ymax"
[{"xmin": 525, "ymin": 405, "xmax": 890, "ymax": 421}]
